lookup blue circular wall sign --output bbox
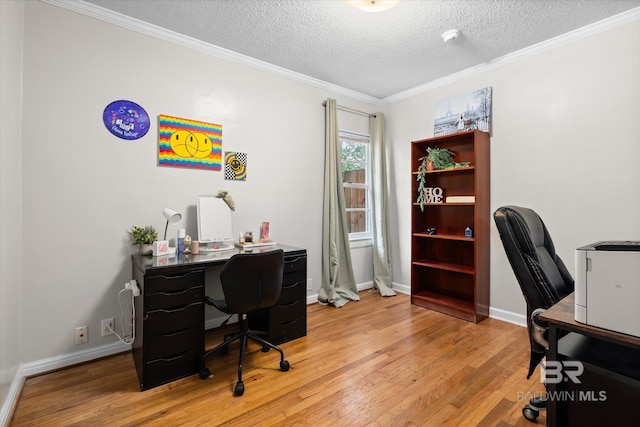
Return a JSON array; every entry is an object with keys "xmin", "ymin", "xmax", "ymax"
[{"xmin": 103, "ymin": 100, "xmax": 150, "ymax": 140}]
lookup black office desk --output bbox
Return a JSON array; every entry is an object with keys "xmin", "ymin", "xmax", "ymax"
[
  {"xmin": 540, "ymin": 293, "xmax": 640, "ymax": 426},
  {"xmin": 131, "ymin": 244, "xmax": 307, "ymax": 391}
]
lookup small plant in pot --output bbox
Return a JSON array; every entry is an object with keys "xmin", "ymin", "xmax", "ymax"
[
  {"xmin": 129, "ymin": 225, "xmax": 158, "ymax": 255},
  {"xmin": 423, "ymin": 147, "xmax": 455, "ymax": 171},
  {"xmin": 416, "ymin": 147, "xmax": 470, "ymax": 211}
]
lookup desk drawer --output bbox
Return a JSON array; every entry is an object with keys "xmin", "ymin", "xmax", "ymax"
[
  {"xmin": 146, "ymin": 285, "xmax": 203, "ymax": 311},
  {"xmin": 280, "ymin": 280, "xmax": 305, "ymax": 305},
  {"xmin": 145, "ymin": 326, "xmax": 203, "ymax": 360},
  {"xmin": 248, "ymin": 303, "xmax": 306, "ymax": 345},
  {"xmin": 283, "ymin": 269, "xmax": 305, "ymax": 285},
  {"xmin": 270, "ymin": 318, "xmax": 306, "ymax": 344},
  {"xmin": 146, "ymin": 302, "xmax": 203, "ymax": 337},
  {"xmin": 145, "ymin": 269, "xmax": 205, "ymax": 294},
  {"xmin": 284, "ymin": 256, "xmax": 306, "ymax": 273},
  {"xmin": 144, "ymin": 348, "xmax": 200, "ymax": 390},
  {"xmin": 272, "ymin": 298, "xmax": 305, "ymax": 322}
]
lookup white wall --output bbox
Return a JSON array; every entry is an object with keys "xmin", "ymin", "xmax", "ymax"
[
  {"xmin": 18, "ymin": 0, "xmax": 378, "ymax": 365},
  {"xmin": 0, "ymin": 0, "xmax": 25, "ymax": 424},
  {"xmin": 385, "ymin": 18, "xmax": 640, "ymax": 320}
]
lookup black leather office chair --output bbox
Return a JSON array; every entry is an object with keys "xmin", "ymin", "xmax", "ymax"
[
  {"xmin": 199, "ymin": 249, "xmax": 290, "ymax": 396},
  {"xmin": 493, "ymin": 206, "xmax": 574, "ymax": 421}
]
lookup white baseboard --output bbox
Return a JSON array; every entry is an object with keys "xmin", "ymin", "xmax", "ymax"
[
  {"xmin": 357, "ymin": 281, "xmax": 374, "ymax": 291},
  {"xmin": 392, "ymin": 282, "xmax": 410, "ymax": 295},
  {"xmin": 305, "ymin": 280, "xmax": 375, "ymax": 304},
  {"xmin": 306, "ymin": 281, "xmax": 411, "ymax": 304},
  {"xmin": 0, "ymin": 368, "xmax": 24, "ymax": 427},
  {"xmin": 21, "ymin": 340, "xmax": 131, "ymax": 378},
  {"xmin": 489, "ymin": 307, "xmax": 526, "ymax": 327}
]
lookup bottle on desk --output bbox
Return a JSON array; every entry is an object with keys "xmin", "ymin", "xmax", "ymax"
[{"xmin": 177, "ymin": 228, "xmax": 186, "ymax": 254}]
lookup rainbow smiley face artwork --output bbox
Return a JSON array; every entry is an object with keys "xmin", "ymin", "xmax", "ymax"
[
  {"xmin": 170, "ymin": 130, "xmax": 213, "ymax": 159},
  {"xmin": 158, "ymin": 115, "xmax": 222, "ymax": 171}
]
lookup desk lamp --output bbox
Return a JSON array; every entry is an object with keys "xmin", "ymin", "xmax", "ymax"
[
  {"xmin": 162, "ymin": 208, "xmax": 182, "ymax": 240},
  {"xmin": 151, "ymin": 208, "xmax": 182, "ymax": 256}
]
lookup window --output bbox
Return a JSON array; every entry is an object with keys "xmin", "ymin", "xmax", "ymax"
[{"xmin": 339, "ymin": 131, "xmax": 371, "ymax": 240}]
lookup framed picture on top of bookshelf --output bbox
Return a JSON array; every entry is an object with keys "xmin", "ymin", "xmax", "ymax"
[{"xmin": 433, "ymin": 87, "xmax": 492, "ymax": 137}]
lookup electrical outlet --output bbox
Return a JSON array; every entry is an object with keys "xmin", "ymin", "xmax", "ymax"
[
  {"xmin": 307, "ymin": 278, "xmax": 313, "ymax": 291},
  {"xmin": 101, "ymin": 318, "xmax": 115, "ymax": 337},
  {"xmin": 75, "ymin": 326, "xmax": 88, "ymax": 344}
]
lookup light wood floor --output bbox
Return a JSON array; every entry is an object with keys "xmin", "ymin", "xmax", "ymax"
[{"xmin": 11, "ymin": 291, "xmax": 545, "ymax": 426}]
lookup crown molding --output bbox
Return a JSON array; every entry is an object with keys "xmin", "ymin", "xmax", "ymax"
[
  {"xmin": 44, "ymin": 1, "xmax": 639, "ymax": 106},
  {"xmin": 43, "ymin": 0, "xmax": 381, "ymax": 105},
  {"xmin": 382, "ymin": 6, "xmax": 640, "ymax": 104}
]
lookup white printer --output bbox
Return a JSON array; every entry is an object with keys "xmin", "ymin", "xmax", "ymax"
[{"xmin": 575, "ymin": 241, "xmax": 640, "ymax": 337}]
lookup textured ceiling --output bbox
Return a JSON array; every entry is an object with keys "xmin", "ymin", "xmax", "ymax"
[{"xmin": 83, "ymin": 0, "xmax": 640, "ymax": 99}]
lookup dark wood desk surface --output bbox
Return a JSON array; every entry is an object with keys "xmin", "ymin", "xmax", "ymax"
[
  {"xmin": 540, "ymin": 293, "xmax": 640, "ymax": 348},
  {"xmin": 132, "ymin": 243, "xmax": 306, "ymax": 273}
]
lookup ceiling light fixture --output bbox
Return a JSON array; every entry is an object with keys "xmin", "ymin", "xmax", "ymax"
[
  {"xmin": 350, "ymin": 0, "xmax": 399, "ymax": 13},
  {"xmin": 441, "ymin": 29, "xmax": 460, "ymax": 43}
]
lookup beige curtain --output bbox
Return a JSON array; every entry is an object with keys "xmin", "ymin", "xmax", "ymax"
[
  {"xmin": 318, "ymin": 98, "xmax": 359, "ymax": 308},
  {"xmin": 370, "ymin": 113, "xmax": 396, "ymax": 296}
]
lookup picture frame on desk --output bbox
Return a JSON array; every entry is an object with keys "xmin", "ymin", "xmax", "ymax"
[
  {"xmin": 152, "ymin": 240, "xmax": 169, "ymax": 256},
  {"xmin": 261, "ymin": 222, "xmax": 270, "ymax": 241}
]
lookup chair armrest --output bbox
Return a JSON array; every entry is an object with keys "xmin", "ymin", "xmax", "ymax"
[{"xmin": 531, "ymin": 308, "xmax": 549, "ymax": 350}]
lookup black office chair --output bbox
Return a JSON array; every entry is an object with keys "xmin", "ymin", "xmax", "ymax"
[
  {"xmin": 199, "ymin": 249, "xmax": 290, "ymax": 396},
  {"xmin": 493, "ymin": 206, "xmax": 574, "ymax": 421}
]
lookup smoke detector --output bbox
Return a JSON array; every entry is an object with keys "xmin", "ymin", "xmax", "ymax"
[{"xmin": 442, "ymin": 29, "xmax": 460, "ymax": 43}]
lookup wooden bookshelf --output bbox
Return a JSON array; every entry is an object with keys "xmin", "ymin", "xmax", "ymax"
[{"xmin": 410, "ymin": 130, "xmax": 490, "ymax": 322}]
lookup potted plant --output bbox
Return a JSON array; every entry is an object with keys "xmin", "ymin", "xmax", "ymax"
[
  {"xmin": 416, "ymin": 147, "xmax": 470, "ymax": 211},
  {"xmin": 129, "ymin": 225, "xmax": 158, "ymax": 255},
  {"xmin": 423, "ymin": 147, "xmax": 455, "ymax": 171}
]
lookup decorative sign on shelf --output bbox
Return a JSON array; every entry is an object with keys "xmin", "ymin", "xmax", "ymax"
[{"xmin": 424, "ymin": 187, "xmax": 444, "ymax": 204}]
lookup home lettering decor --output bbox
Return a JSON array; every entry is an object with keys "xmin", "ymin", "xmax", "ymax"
[{"xmin": 424, "ymin": 187, "xmax": 443, "ymax": 204}]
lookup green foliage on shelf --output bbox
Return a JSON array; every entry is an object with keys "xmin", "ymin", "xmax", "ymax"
[
  {"xmin": 416, "ymin": 158, "xmax": 428, "ymax": 212},
  {"xmin": 426, "ymin": 147, "xmax": 455, "ymax": 170},
  {"xmin": 128, "ymin": 225, "xmax": 158, "ymax": 245},
  {"xmin": 416, "ymin": 147, "xmax": 471, "ymax": 211}
]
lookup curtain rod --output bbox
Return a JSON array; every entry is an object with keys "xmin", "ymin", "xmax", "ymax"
[{"xmin": 322, "ymin": 100, "xmax": 376, "ymax": 118}]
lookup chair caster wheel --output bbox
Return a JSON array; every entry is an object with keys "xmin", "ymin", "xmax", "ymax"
[
  {"xmin": 529, "ymin": 397, "xmax": 546, "ymax": 411},
  {"xmin": 262, "ymin": 344, "xmax": 270, "ymax": 352},
  {"xmin": 220, "ymin": 345, "xmax": 229, "ymax": 355},
  {"xmin": 523, "ymin": 406, "xmax": 539, "ymax": 421},
  {"xmin": 280, "ymin": 360, "xmax": 290, "ymax": 371},
  {"xmin": 199, "ymin": 368, "xmax": 211, "ymax": 380},
  {"xmin": 234, "ymin": 381, "xmax": 245, "ymax": 396}
]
